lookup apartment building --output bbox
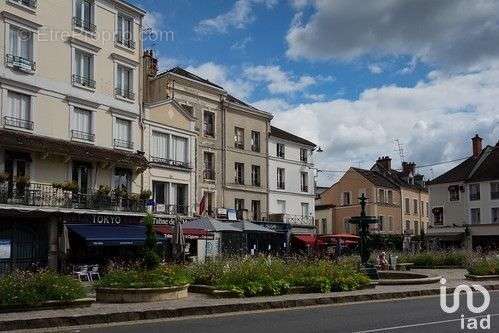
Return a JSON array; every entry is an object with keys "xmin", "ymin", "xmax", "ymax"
[
  {"xmin": 0, "ymin": 0, "xmax": 146, "ymax": 273},
  {"xmin": 268, "ymin": 126, "xmax": 316, "ymax": 235},
  {"xmin": 427, "ymin": 135, "xmax": 499, "ymax": 249},
  {"xmin": 143, "ymin": 54, "xmax": 272, "ymax": 220}
]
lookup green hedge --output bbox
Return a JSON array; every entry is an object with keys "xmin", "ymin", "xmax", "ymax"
[
  {"xmin": 187, "ymin": 256, "xmax": 370, "ymax": 297},
  {"xmin": 397, "ymin": 251, "xmax": 468, "ymax": 267},
  {"xmin": 0, "ymin": 270, "xmax": 86, "ymax": 306},
  {"xmin": 467, "ymin": 257, "xmax": 499, "ymax": 276},
  {"xmin": 97, "ymin": 266, "xmax": 191, "ymax": 289}
]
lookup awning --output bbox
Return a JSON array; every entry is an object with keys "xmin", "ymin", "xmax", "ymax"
[
  {"xmin": 67, "ymin": 224, "xmax": 166, "ymax": 246},
  {"xmin": 230, "ymin": 221, "xmax": 276, "ymax": 233},
  {"xmin": 154, "ymin": 225, "xmax": 213, "ymax": 240},
  {"xmin": 293, "ymin": 235, "xmax": 325, "ymax": 247}
]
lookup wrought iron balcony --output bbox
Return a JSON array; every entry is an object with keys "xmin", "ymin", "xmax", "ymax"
[
  {"xmin": 73, "ymin": 16, "xmax": 96, "ymax": 33},
  {"xmin": 9, "ymin": 0, "xmax": 37, "ymax": 9},
  {"xmin": 4, "ymin": 116, "xmax": 34, "ymax": 130},
  {"xmin": 269, "ymin": 213, "xmax": 314, "ymax": 226},
  {"xmin": 71, "ymin": 129, "xmax": 95, "ymax": 142},
  {"xmin": 301, "ymin": 185, "xmax": 309, "ymax": 192},
  {"xmin": 150, "ymin": 156, "xmax": 191, "ymax": 169},
  {"xmin": 72, "ymin": 74, "xmax": 96, "ymax": 89},
  {"xmin": 153, "ymin": 204, "xmax": 188, "ymax": 216},
  {"xmin": 114, "ymin": 138, "xmax": 134, "ymax": 150},
  {"xmin": 115, "ymin": 34, "xmax": 136, "ymax": 50},
  {"xmin": 0, "ymin": 182, "xmax": 146, "ymax": 213},
  {"xmin": 115, "ymin": 88, "xmax": 135, "ymax": 100},
  {"xmin": 5, "ymin": 54, "xmax": 36, "ymax": 72},
  {"xmin": 203, "ymin": 169, "xmax": 215, "ymax": 180}
]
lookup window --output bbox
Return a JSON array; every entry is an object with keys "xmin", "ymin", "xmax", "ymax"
[
  {"xmin": 405, "ymin": 198, "xmax": 410, "ymax": 214},
  {"xmin": 470, "ymin": 208, "xmax": 481, "ymax": 225},
  {"xmin": 405, "ymin": 220, "xmax": 411, "ymax": 232},
  {"xmin": 234, "ymin": 127, "xmax": 244, "ymax": 149},
  {"xmin": 277, "ymin": 168, "xmax": 285, "ymax": 189},
  {"xmin": 203, "ymin": 111, "xmax": 215, "ymax": 137},
  {"xmin": 116, "ymin": 14, "xmax": 135, "ymax": 49},
  {"xmin": 276, "ymin": 143, "xmax": 285, "ymax": 158},
  {"xmin": 235, "ymin": 163, "xmax": 244, "ymax": 185},
  {"xmin": 426, "ymin": 202, "xmax": 430, "ymax": 217},
  {"xmin": 342, "ymin": 192, "xmax": 351, "ymax": 206},
  {"xmin": 433, "ymin": 207, "xmax": 444, "ymax": 225},
  {"xmin": 449, "ymin": 185, "xmax": 460, "ymax": 201},
  {"xmin": 469, "ymin": 184, "xmax": 480, "ymax": 201},
  {"xmin": 490, "ymin": 182, "xmax": 499, "ymax": 200},
  {"xmin": 321, "ymin": 219, "xmax": 327, "ymax": 234},
  {"xmin": 413, "ymin": 199, "xmax": 418, "ymax": 214},
  {"xmin": 172, "ymin": 136, "xmax": 188, "ymax": 164},
  {"xmin": 116, "ymin": 65, "xmax": 134, "ymax": 100},
  {"xmin": 72, "ymin": 162, "xmax": 91, "ymax": 194},
  {"xmin": 378, "ymin": 189, "xmax": 385, "ymax": 203},
  {"xmin": 206, "ymin": 192, "xmax": 214, "ymax": 216},
  {"xmin": 152, "ymin": 181, "xmax": 188, "ymax": 215},
  {"xmin": 251, "ymin": 131, "xmax": 260, "ymax": 152},
  {"xmin": 378, "ymin": 216, "xmax": 384, "ymax": 231},
  {"xmin": 235, "ymin": 198, "xmax": 245, "ymax": 220},
  {"xmin": 277, "ymin": 200, "xmax": 286, "ymax": 214},
  {"xmin": 492, "ymin": 208, "xmax": 499, "ymax": 224},
  {"xmin": 387, "ymin": 190, "xmax": 393, "ymax": 204},
  {"xmin": 301, "ymin": 203, "xmax": 310, "ymax": 217},
  {"xmin": 251, "ymin": 165, "xmax": 261, "ymax": 187},
  {"xmin": 4, "ymin": 151, "xmax": 31, "ymax": 196},
  {"xmin": 388, "ymin": 216, "xmax": 393, "ymax": 231},
  {"xmin": 414, "ymin": 221, "xmax": 419, "ymax": 236},
  {"xmin": 251, "ymin": 200, "xmax": 261, "ymax": 221},
  {"xmin": 300, "ymin": 148, "xmax": 308, "ymax": 163},
  {"xmin": 7, "ymin": 0, "xmax": 38, "ymax": 9},
  {"xmin": 113, "ymin": 168, "xmax": 132, "ymax": 192},
  {"xmin": 203, "ymin": 152, "xmax": 215, "ymax": 180},
  {"xmin": 7, "ymin": 26, "xmax": 35, "ymax": 72},
  {"xmin": 74, "ymin": 0, "xmax": 96, "ymax": 33},
  {"xmin": 73, "ymin": 49, "xmax": 95, "ymax": 88},
  {"xmin": 301, "ymin": 172, "xmax": 308, "ymax": 192},
  {"xmin": 152, "ymin": 131, "xmax": 169, "ymax": 161},
  {"xmin": 71, "ymin": 107, "xmax": 94, "ymax": 141},
  {"xmin": 114, "ymin": 118, "xmax": 132, "ymax": 149},
  {"xmin": 6, "ymin": 91, "xmax": 32, "ymax": 130},
  {"xmin": 151, "ymin": 132, "xmax": 189, "ymax": 168},
  {"xmin": 421, "ymin": 201, "xmax": 425, "ymax": 217},
  {"xmin": 344, "ymin": 218, "xmax": 351, "ymax": 233}
]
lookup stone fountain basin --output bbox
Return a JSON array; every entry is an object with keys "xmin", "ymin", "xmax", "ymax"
[{"xmin": 377, "ymin": 271, "xmax": 442, "ymax": 285}]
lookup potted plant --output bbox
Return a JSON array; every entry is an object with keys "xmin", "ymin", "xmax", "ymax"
[
  {"xmin": 140, "ymin": 189, "xmax": 152, "ymax": 201},
  {"xmin": 0, "ymin": 172, "xmax": 10, "ymax": 184},
  {"xmin": 94, "ymin": 185, "xmax": 111, "ymax": 209},
  {"xmin": 61, "ymin": 181, "xmax": 78, "ymax": 192}
]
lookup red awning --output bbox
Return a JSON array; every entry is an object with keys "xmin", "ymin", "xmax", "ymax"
[
  {"xmin": 293, "ymin": 234, "xmax": 325, "ymax": 247},
  {"xmin": 154, "ymin": 225, "xmax": 212, "ymax": 240},
  {"xmin": 329, "ymin": 234, "xmax": 360, "ymax": 240}
]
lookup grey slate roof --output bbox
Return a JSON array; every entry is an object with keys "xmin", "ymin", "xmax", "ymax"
[{"xmin": 270, "ymin": 126, "xmax": 316, "ymax": 147}]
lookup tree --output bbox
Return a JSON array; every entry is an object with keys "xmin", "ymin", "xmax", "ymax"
[{"xmin": 142, "ymin": 213, "xmax": 160, "ymax": 270}]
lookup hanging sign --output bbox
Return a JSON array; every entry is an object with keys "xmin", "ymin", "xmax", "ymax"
[{"xmin": 0, "ymin": 240, "xmax": 11, "ymax": 259}]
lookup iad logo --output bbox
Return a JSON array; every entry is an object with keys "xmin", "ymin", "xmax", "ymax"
[{"xmin": 440, "ymin": 278, "xmax": 491, "ymax": 330}]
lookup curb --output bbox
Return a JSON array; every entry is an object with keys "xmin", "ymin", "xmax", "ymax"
[{"xmin": 2, "ymin": 284, "xmax": 499, "ymax": 331}]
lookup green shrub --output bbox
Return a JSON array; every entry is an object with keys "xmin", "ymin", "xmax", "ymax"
[
  {"xmin": 467, "ymin": 257, "xmax": 499, "ymax": 276},
  {"xmin": 0, "ymin": 270, "xmax": 86, "ymax": 306},
  {"xmin": 97, "ymin": 266, "xmax": 191, "ymax": 289},
  {"xmin": 397, "ymin": 251, "xmax": 468, "ymax": 267}
]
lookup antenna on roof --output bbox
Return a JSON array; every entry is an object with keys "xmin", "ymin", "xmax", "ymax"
[{"xmin": 394, "ymin": 139, "xmax": 405, "ymax": 163}]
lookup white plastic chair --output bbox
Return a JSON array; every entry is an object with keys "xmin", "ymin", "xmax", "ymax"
[
  {"xmin": 73, "ymin": 265, "xmax": 91, "ymax": 282},
  {"xmin": 89, "ymin": 265, "xmax": 100, "ymax": 281}
]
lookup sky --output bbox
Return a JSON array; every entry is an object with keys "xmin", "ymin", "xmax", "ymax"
[{"xmin": 130, "ymin": 0, "xmax": 499, "ymax": 186}]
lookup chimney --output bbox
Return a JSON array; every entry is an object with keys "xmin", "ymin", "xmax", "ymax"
[
  {"xmin": 143, "ymin": 50, "xmax": 158, "ymax": 78},
  {"xmin": 377, "ymin": 156, "xmax": 392, "ymax": 170},
  {"xmin": 402, "ymin": 162, "xmax": 416, "ymax": 176},
  {"xmin": 472, "ymin": 134, "xmax": 483, "ymax": 158}
]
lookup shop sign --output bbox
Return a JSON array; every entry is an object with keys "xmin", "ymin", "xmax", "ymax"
[
  {"xmin": 64, "ymin": 214, "xmax": 142, "ymax": 225},
  {"xmin": 0, "ymin": 240, "xmax": 11, "ymax": 259},
  {"xmin": 92, "ymin": 215, "xmax": 122, "ymax": 225}
]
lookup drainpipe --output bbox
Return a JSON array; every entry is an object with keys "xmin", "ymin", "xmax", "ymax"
[
  {"xmin": 220, "ymin": 94, "xmax": 226, "ymax": 208},
  {"xmin": 138, "ymin": 17, "xmax": 145, "ymax": 192}
]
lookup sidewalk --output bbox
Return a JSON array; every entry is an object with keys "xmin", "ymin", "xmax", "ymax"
[{"xmin": 1, "ymin": 269, "xmax": 498, "ymax": 332}]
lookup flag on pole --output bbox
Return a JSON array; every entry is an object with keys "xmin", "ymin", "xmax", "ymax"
[{"xmin": 198, "ymin": 193, "xmax": 207, "ymax": 216}]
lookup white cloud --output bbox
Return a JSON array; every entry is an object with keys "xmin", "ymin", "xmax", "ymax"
[
  {"xmin": 368, "ymin": 64, "xmax": 383, "ymax": 75},
  {"xmin": 272, "ymin": 66, "xmax": 499, "ymax": 185},
  {"xmin": 195, "ymin": 0, "xmax": 277, "ymax": 34},
  {"xmin": 185, "ymin": 62, "xmax": 254, "ymax": 99},
  {"xmin": 244, "ymin": 65, "xmax": 316, "ymax": 94},
  {"xmin": 143, "ymin": 11, "xmax": 163, "ymax": 34},
  {"xmin": 304, "ymin": 93, "xmax": 325, "ymax": 101},
  {"xmin": 286, "ymin": 0, "xmax": 499, "ymax": 70},
  {"xmin": 289, "ymin": 0, "xmax": 313, "ymax": 10},
  {"xmin": 231, "ymin": 36, "xmax": 253, "ymax": 51},
  {"xmin": 252, "ymin": 98, "xmax": 291, "ymax": 113}
]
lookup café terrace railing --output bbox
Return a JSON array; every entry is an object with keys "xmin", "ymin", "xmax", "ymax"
[{"xmin": 0, "ymin": 182, "xmax": 146, "ymax": 213}]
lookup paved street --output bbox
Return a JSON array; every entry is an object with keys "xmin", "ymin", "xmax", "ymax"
[{"xmin": 55, "ymin": 292, "xmax": 498, "ymax": 333}]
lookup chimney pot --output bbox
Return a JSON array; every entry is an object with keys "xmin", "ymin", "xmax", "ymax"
[
  {"xmin": 377, "ymin": 156, "xmax": 392, "ymax": 170},
  {"xmin": 472, "ymin": 134, "xmax": 483, "ymax": 158}
]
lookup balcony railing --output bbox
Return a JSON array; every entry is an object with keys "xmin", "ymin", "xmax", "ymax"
[
  {"xmin": 150, "ymin": 156, "xmax": 190, "ymax": 169},
  {"xmin": 5, "ymin": 54, "xmax": 36, "ymax": 72},
  {"xmin": 73, "ymin": 16, "xmax": 96, "ymax": 33},
  {"xmin": 4, "ymin": 116, "xmax": 34, "ymax": 130},
  {"xmin": 203, "ymin": 169, "xmax": 215, "ymax": 180},
  {"xmin": 269, "ymin": 213, "xmax": 314, "ymax": 226},
  {"xmin": 115, "ymin": 34, "xmax": 136, "ymax": 50},
  {"xmin": 72, "ymin": 74, "xmax": 96, "ymax": 89},
  {"xmin": 153, "ymin": 204, "xmax": 188, "ymax": 216},
  {"xmin": 235, "ymin": 142, "xmax": 245, "ymax": 149},
  {"xmin": 277, "ymin": 182, "xmax": 285, "ymax": 190},
  {"xmin": 301, "ymin": 185, "xmax": 309, "ymax": 192},
  {"xmin": 114, "ymin": 138, "xmax": 134, "ymax": 150},
  {"xmin": 71, "ymin": 129, "xmax": 95, "ymax": 142},
  {"xmin": 115, "ymin": 88, "xmax": 135, "ymax": 100},
  {"xmin": 0, "ymin": 183, "xmax": 146, "ymax": 213},
  {"xmin": 9, "ymin": 0, "xmax": 37, "ymax": 9}
]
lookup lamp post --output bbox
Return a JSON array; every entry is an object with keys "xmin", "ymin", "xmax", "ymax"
[{"xmin": 348, "ymin": 194, "xmax": 379, "ymax": 266}]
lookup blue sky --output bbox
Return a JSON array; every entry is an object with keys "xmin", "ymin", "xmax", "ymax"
[{"xmin": 130, "ymin": 0, "xmax": 499, "ymax": 185}]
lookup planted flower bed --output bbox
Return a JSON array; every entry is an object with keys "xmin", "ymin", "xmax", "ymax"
[
  {"xmin": 95, "ymin": 266, "xmax": 191, "ymax": 303},
  {"xmin": 187, "ymin": 256, "xmax": 370, "ymax": 297},
  {"xmin": 0, "ymin": 270, "xmax": 88, "ymax": 311},
  {"xmin": 466, "ymin": 257, "xmax": 499, "ymax": 280},
  {"xmin": 397, "ymin": 251, "xmax": 468, "ymax": 268}
]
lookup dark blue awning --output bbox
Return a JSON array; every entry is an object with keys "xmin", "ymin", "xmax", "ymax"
[{"xmin": 67, "ymin": 224, "xmax": 166, "ymax": 247}]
